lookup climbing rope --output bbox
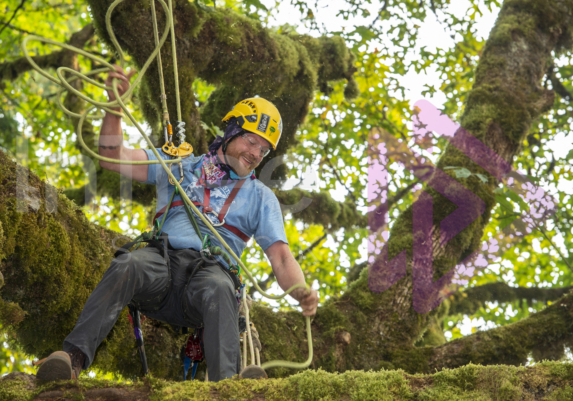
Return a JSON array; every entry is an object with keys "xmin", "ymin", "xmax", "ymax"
[{"xmin": 21, "ymin": 0, "xmax": 313, "ymax": 373}]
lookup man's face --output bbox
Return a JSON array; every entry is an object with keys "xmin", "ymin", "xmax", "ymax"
[{"xmin": 220, "ymin": 132, "xmax": 271, "ymax": 177}]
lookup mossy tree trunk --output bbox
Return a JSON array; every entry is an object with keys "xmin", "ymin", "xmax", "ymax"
[{"xmin": 3, "ymin": 0, "xmax": 573, "ymax": 383}]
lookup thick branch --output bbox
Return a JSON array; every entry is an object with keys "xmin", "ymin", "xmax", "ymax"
[
  {"xmin": 0, "ymin": 23, "xmax": 95, "ymax": 82},
  {"xmin": 428, "ymin": 292, "xmax": 573, "ymax": 370},
  {"xmin": 274, "ymin": 188, "xmax": 366, "ymax": 231},
  {"xmin": 64, "ymin": 177, "xmax": 362, "ymax": 232},
  {"xmin": 8, "ymin": 362, "xmax": 573, "ymax": 400},
  {"xmin": 63, "ymin": 168, "xmax": 156, "ymax": 207},
  {"xmin": 449, "ymin": 282, "xmax": 573, "ymax": 316},
  {"xmin": 547, "ymin": 61, "xmax": 573, "ymax": 101}
]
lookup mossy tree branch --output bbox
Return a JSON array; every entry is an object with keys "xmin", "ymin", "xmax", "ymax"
[
  {"xmin": 64, "ymin": 180, "xmax": 366, "ymax": 231},
  {"xmin": 63, "ymin": 170, "xmax": 156, "ymax": 207},
  {"xmin": 426, "ymin": 292, "xmax": 573, "ymax": 370},
  {"xmin": 448, "ymin": 282, "xmax": 573, "ymax": 316},
  {"xmin": 6, "ymin": 362, "xmax": 573, "ymax": 400},
  {"xmin": 86, "ymin": 0, "xmax": 357, "ymax": 160},
  {"xmin": 274, "ymin": 188, "xmax": 366, "ymax": 231}
]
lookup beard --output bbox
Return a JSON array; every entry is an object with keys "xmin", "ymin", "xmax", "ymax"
[{"xmin": 222, "ymin": 148, "xmax": 259, "ymax": 177}]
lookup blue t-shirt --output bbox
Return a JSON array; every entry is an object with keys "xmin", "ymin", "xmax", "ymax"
[{"xmin": 139, "ymin": 149, "xmax": 288, "ymax": 268}]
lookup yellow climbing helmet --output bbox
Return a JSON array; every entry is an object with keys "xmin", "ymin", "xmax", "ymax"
[{"xmin": 222, "ymin": 97, "xmax": 283, "ymax": 150}]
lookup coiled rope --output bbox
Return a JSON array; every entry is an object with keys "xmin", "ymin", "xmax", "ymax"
[{"xmin": 21, "ymin": 0, "xmax": 313, "ymax": 373}]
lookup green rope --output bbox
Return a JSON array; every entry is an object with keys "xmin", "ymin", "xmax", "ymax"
[
  {"xmin": 156, "ymin": 188, "xmax": 177, "ymax": 235},
  {"xmin": 21, "ymin": 0, "xmax": 313, "ymax": 371},
  {"xmin": 168, "ymin": 0, "xmax": 182, "ymax": 122},
  {"xmin": 150, "ymin": 0, "xmax": 170, "ymax": 120}
]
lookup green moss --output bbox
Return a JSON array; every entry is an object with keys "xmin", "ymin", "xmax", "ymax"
[
  {"xmin": 5, "ymin": 363, "xmax": 573, "ymax": 400},
  {"xmin": 0, "ymin": 374, "xmax": 149, "ymax": 401},
  {"xmin": 0, "ymin": 299, "xmax": 25, "ymax": 328},
  {"xmin": 0, "ymin": 219, "xmax": 4, "ymax": 261},
  {"xmin": 448, "ymin": 282, "xmax": 572, "ymax": 317},
  {"xmin": 250, "ymin": 304, "xmax": 309, "ymax": 378},
  {"xmin": 0, "ymin": 375, "xmax": 32, "ymax": 401}
]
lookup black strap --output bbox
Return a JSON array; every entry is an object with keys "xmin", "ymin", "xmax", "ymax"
[{"xmin": 114, "ymin": 236, "xmax": 170, "ymax": 270}]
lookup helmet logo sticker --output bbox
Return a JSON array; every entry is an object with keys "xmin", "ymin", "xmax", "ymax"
[
  {"xmin": 257, "ymin": 113, "xmax": 270, "ymax": 133},
  {"xmin": 270, "ymin": 126, "xmax": 276, "ymax": 133}
]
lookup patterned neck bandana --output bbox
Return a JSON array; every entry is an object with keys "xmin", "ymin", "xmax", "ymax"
[{"xmin": 195, "ymin": 118, "xmax": 256, "ymax": 187}]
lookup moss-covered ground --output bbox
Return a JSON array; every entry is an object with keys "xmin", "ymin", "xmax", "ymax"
[{"xmin": 2, "ymin": 362, "xmax": 573, "ymax": 400}]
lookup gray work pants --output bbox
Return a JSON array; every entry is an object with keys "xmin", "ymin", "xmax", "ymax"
[{"xmin": 63, "ymin": 245, "xmax": 241, "ymax": 382}]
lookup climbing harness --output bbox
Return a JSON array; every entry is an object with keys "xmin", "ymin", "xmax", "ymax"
[
  {"xmin": 153, "ymin": 178, "xmax": 250, "ymax": 242},
  {"xmin": 22, "ymin": 0, "xmax": 313, "ymax": 377}
]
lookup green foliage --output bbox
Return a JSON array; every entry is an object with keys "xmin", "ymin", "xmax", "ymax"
[
  {"xmin": 0, "ymin": 329, "xmax": 34, "ymax": 376},
  {"xmin": 2, "ymin": 0, "xmax": 573, "ymax": 382}
]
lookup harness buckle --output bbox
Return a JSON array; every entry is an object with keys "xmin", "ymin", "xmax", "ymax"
[{"xmin": 200, "ymin": 247, "xmax": 215, "ymax": 263}]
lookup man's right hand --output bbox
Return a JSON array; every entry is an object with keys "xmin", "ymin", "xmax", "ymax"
[
  {"xmin": 105, "ymin": 65, "xmax": 136, "ymax": 104},
  {"xmin": 99, "ymin": 65, "xmax": 148, "ymax": 182}
]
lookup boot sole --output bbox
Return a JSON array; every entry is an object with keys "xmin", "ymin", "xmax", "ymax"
[
  {"xmin": 36, "ymin": 355, "xmax": 73, "ymax": 381},
  {"xmin": 239, "ymin": 365, "xmax": 268, "ymax": 379}
]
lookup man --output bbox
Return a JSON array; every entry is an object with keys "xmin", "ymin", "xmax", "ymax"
[{"xmin": 36, "ymin": 66, "xmax": 319, "ymax": 382}]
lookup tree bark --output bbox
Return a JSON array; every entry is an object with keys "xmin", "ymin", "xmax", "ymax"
[
  {"xmin": 448, "ymin": 282, "xmax": 573, "ymax": 316},
  {"xmin": 428, "ymin": 292, "xmax": 573, "ymax": 370},
  {"xmin": 3, "ymin": 0, "xmax": 573, "ymax": 383}
]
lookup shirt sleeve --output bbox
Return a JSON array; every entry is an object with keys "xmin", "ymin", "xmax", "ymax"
[
  {"xmin": 139, "ymin": 148, "xmax": 169, "ymax": 185},
  {"xmin": 253, "ymin": 186, "xmax": 289, "ymax": 251}
]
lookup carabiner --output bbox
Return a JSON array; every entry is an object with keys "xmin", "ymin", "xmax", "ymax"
[{"xmin": 169, "ymin": 161, "xmax": 184, "ymax": 185}]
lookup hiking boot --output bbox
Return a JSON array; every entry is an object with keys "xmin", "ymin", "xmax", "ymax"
[
  {"xmin": 239, "ymin": 365, "xmax": 268, "ymax": 379},
  {"xmin": 36, "ymin": 348, "xmax": 86, "ymax": 381},
  {"xmin": 36, "ymin": 351, "xmax": 73, "ymax": 381}
]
